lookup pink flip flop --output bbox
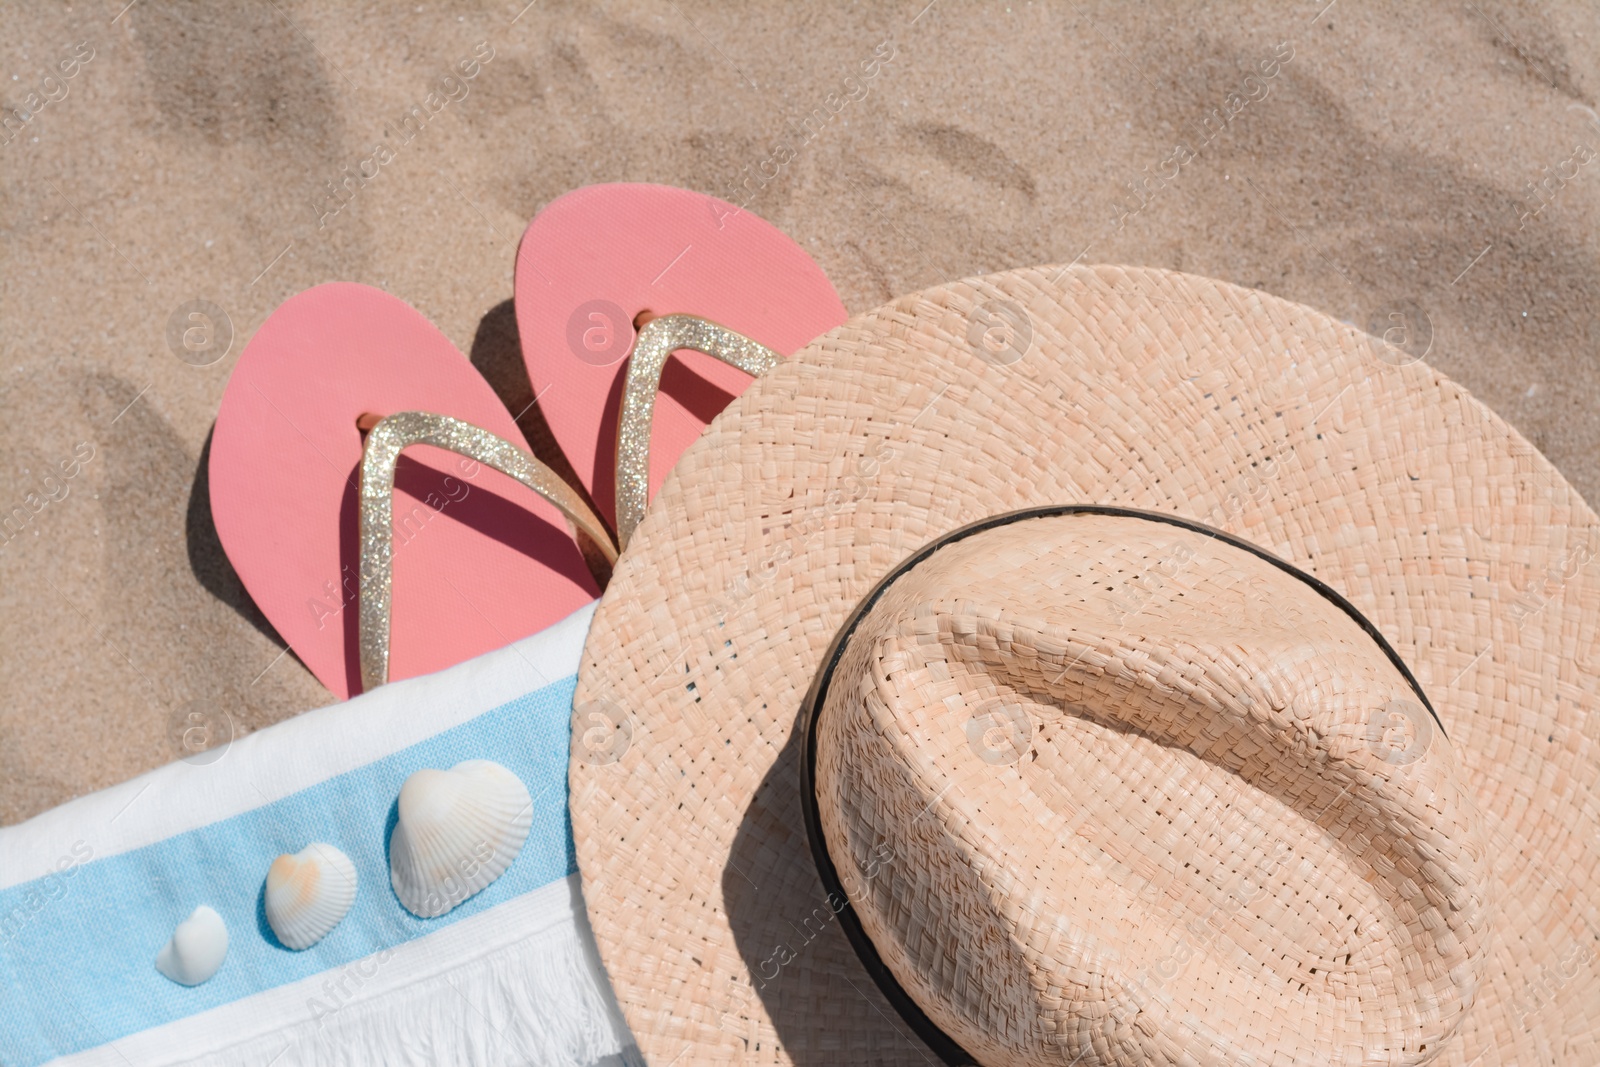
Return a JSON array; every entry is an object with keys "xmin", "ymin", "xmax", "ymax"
[
  {"xmin": 210, "ymin": 283, "xmax": 602, "ymax": 699},
  {"xmin": 514, "ymin": 184, "xmax": 848, "ymax": 531}
]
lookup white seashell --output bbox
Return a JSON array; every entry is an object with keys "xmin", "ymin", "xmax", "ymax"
[
  {"xmin": 389, "ymin": 759, "xmax": 532, "ymax": 918},
  {"xmin": 264, "ymin": 842, "xmax": 358, "ymax": 949},
  {"xmin": 155, "ymin": 905, "xmax": 228, "ymax": 986}
]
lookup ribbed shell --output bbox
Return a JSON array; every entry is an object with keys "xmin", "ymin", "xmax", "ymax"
[
  {"xmin": 389, "ymin": 759, "xmax": 532, "ymax": 918},
  {"xmin": 264, "ymin": 842, "xmax": 358, "ymax": 950}
]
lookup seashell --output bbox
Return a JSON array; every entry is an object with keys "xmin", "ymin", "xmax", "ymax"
[
  {"xmin": 265, "ymin": 842, "xmax": 357, "ymax": 949},
  {"xmin": 389, "ymin": 759, "xmax": 532, "ymax": 918},
  {"xmin": 155, "ymin": 904, "xmax": 228, "ymax": 986}
]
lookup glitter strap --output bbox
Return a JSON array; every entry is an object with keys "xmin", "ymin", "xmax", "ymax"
[
  {"xmin": 614, "ymin": 314, "xmax": 781, "ymax": 550},
  {"xmin": 356, "ymin": 318, "xmax": 777, "ymax": 689},
  {"xmin": 357, "ymin": 411, "xmax": 617, "ymax": 692}
]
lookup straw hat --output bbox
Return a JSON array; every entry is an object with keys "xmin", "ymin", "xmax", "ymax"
[{"xmin": 569, "ymin": 265, "xmax": 1600, "ymax": 1066}]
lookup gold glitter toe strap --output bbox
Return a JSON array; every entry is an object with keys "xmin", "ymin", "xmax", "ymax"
[
  {"xmin": 615, "ymin": 314, "xmax": 781, "ymax": 550},
  {"xmin": 357, "ymin": 411, "xmax": 617, "ymax": 692}
]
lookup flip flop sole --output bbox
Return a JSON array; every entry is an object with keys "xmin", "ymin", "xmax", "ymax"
[
  {"xmin": 211, "ymin": 282, "xmax": 599, "ymax": 699},
  {"xmin": 514, "ymin": 183, "xmax": 848, "ymax": 526}
]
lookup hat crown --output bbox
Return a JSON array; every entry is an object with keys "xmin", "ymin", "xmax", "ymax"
[{"xmin": 813, "ymin": 513, "xmax": 1489, "ymax": 1067}]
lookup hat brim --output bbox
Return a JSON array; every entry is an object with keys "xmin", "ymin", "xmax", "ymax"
[{"xmin": 571, "ymin": 265, "xmax": 1600, "ymax": 1066}]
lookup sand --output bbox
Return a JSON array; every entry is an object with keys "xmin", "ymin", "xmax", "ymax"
[{"xmin": 2, "ymin": 0, "xmax": 1598, "ymax": 825}]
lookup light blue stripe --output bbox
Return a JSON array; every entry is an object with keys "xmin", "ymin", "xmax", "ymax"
[{"xmin": 0, "ymin": 676, "xmax": 578, "ymax": 1067}]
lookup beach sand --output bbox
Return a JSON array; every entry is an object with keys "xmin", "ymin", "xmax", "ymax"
[{"xmin": 3, "ymin": 0, "xmax": 1598, "ymax": 823}]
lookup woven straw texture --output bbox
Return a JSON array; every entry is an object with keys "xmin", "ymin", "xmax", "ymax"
[
  {"xmin": 815, "ymin": 513, "xmax": 1485, "ymax": 1065},
  {"xmin": 570, "ymin": 265, "xmax": 1600, "ymax": 1066}
]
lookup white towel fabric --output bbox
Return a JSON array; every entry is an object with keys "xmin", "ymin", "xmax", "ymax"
[
  {"xmin": 1, "ymin": 602, "xmax": 642, "ymax": 1067},
  {"xmin": 51, "ymin": 875, "xmax": 639, "ymax": 1067}
]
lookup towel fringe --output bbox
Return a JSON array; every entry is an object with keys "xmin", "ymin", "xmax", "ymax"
[{"xmin": 180, "ymin": 913, "xmax": 642, "ymax": 1067}]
